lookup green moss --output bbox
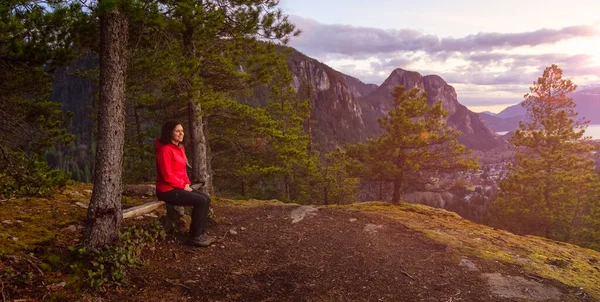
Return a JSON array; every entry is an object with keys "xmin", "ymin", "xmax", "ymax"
[
  {"xmin": 0, "ymin": 189, "xmax": 87, "ymax": 256},
  {"xmin": 213, "ymin": 197, "xmax": 288, "ymax": 208},
  {"xmin": 46, "ymin": 254, "xmax": 63, "ymax": 268}
]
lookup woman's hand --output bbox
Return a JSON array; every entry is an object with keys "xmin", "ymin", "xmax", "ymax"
[{"xmin": 184, "ymin": 184, "xmax": 193, "ymax": 192}]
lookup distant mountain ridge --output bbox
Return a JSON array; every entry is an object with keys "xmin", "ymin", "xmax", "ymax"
[
  {"xmin": 282, "ymin": 50, "xmax": 505, "ymax": 150},
  {"xmin": 53, "ymin": 48, "xmax": 507, "ymax": 153},
  {"xmin": 356, "ymin": 68, "xmax": 503, "ymax": 150},
  {"xmin": 480, "ymin": 111, "xmax": 497, "ymax": 116},
  {"xmin": 479, "ymin": 87, "xmax": 600, "ymax": 132},
  {"xmin": 285, "ymin": 50, "xmax": 372, "ymax": 148},
  {"xmin": 341, "ymin": 74, "xmax": 378, "ymax": 99}
]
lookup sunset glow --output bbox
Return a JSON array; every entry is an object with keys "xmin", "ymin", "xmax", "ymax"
[{"xmin": 285, "ymin": 0, "xmax": 600, "ymax": 113}]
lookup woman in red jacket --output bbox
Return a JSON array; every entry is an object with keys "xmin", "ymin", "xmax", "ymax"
[{"xmin": 156, "ymin": 120, "xmax": 214, "ymax": 247}]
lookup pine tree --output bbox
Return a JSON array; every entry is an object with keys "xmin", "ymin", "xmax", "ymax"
[
  {"xmin": 346, "ymin": 85, "xmax": 478, "ymax": 203},
  {"xmin": 206, "ymin": 98, "xmax": 279, "ymax": 198},
  {"xmin": 120, "ymin": 0, "xmax": 300, "ymax": 192},
  {"xmin": 262, "ymin": 56, "xmax": 315, "ymax": 202},
  {"xmin": 0, "ymin": 1, "xmax": 86, "ymax": 197},
  {"xmin": 318, "ymin": 148, "xmax": 359, "ymax": 205},
  {"xmin": 84, "ymin": 0, "xmax": 129, "ymax": 249},
  {"xmin": 142, "ymin": 0, "xmax": 299, "ymax": 193},
  {"xmin": 491, "ymin": 65, "xmax": 600, "ymax": 244}
]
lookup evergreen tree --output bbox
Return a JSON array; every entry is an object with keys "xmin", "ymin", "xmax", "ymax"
[
  {"xmin": 317, "ymin": 148, "xmax": 359, "ymax": 205},
  {"xmin": 346, "ymin": 85, "xmax": 478, "ymax": 203},
  {"xmin": 262, "ymin": 56, "xmax": 318, "ymax": 202},
  {"xmin": 84, "ymin": 0, "xmax": 130, "ymax": 249},
  {"xmin": 120, "ymin": 0, "xmax": 299, "ymax": 192},
  {"xmin": 139, "ymin": 0, "xmax": 299, "ymax": 193},
  {"xmin": 0, "ymin": 1, "xmax": 87, "ymax": 197},
  {"xmin": 491, "ymin": 65, "xmax": 600, "ymax": 245},
  {"xmin": 206, "ymin": 98, "xmax": 280, "ymax": 198}
]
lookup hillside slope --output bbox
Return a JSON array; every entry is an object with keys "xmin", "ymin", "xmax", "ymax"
[
  {"xmin": 2, "ymin": 185, "xmax": 598, "ymax": 301},
  {"xmin": 115, "ymin": 200, "xmax": 599, "ymax": 301}
]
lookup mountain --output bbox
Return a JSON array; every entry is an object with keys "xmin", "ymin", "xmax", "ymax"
[
  {"xmin": 480, "ymin": 87, "xmax": 600, "ymax": 132},
  {"xmin": 341, "ymin": 74, "xmax": 379, "ymax": 99},
  {"xmin": 571, "ymin": 87, "xmax": 600, "ymax": 123},
  {"xmin": 480, "ymin": 111, "xmax": 497, "ymax": 116},
  {"xmin": 496, "ymin": 103, "xmax": 525, "ymax": 119},
  {"xmin": 236, "ymin": 50, "xmax": 375, "ymax": 149},
  {"xmin": 479, "ymin": 114, "xmax": 522, "ymax": 132},
  {"xmin": 285, "ymin": 51, "xmax": 372, "ymax": 149},
  {"xmin": 53, "ymin": 49, "xmax": 506, "ymax": 156},
  {"xmin": 357, "ymin": 68, "xmax": 504, "ymax": 150},
  {"xmin": 281, "ymin": 51, "xmax": 505, "ymax": 151}
]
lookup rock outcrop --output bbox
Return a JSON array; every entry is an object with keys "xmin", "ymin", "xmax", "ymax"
[
  {"xmin": 285, "ymin": 51, "xmax": 375, "ymax": 149},
  {"xmin": 358, "ymin": 68, "xmax": 504, "ymax": 150}
]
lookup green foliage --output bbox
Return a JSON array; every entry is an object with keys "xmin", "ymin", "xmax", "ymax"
[
  {"xmin": 206, "ymin": 52, "xmax": 347, "ymax": 204},
  {"xmin": 68, "ymin": 221, "xmax": 166, "ymax": 288},
  {"xmin": 0, "ymin": 1, "xmax": 90, "ymax": 68},
  {"xmin": 261, "ymin": 56, "xmax": 314, "ymax": 202},
  {"xmin": 117, "ymin": 0, "xmax": 310, "ymax": 200},
  {"xmin": 346, "ymin": 85, "xmax": 478, "ymax": 203},
  {"xmin": 0, "ymin": 151, "xmax": 72, "ymax": 198},
  {"xmin": 315, "ymin": 148, "xmax": 360, "ymax": 205},
  {"xmin": 491, "ymin": 65, "xmax": 600, "ymax": 249},
  {"xmin": 119, "ymin": 0, "xmax": 301, "ymax": 185},
  {"xmin": 0, "ymin": 1, "xmax": 89, "ymax": 195}
]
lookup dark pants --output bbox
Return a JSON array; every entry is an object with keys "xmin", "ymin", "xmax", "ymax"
[{"xmin": 157, "ymin": 189, "xmax": 210, "ymax": 237}]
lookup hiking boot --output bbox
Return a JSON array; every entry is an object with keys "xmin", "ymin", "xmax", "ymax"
[{"xmin": 188, "ymin": 233, "xmax": 215, "ymax": 247}]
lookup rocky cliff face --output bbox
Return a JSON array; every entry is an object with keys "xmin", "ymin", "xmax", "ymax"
[
  {"xmin": 54, "ymin": 49, "xmax": 504, "ymax": 154},
  {"xmin": 341, "ymin": 74, "xmax": 378, "ymax": 99},
  {"xmin": 358, "ymin": 68, "xmax": 503, "ymax": 150},
  {"xmin": 285, "ymin": 51, "xmax": 374, "ymax": 149}
]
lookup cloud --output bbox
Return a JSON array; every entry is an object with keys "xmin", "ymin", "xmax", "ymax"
[
  {"xmin": 445, "ymin": 53, "xmax": 598, "ymax": 85},
  {"xmin": 369, "ymin": 57, "xmax": 415, "ymax": 71},
  {"xmin": 288, "ymin": 16, "xmax": 600, "ymax": 108},
  {"xmin": 440, "ymin": 26, "xmax": 599, "ymax": 52},
  {"xmin": 289, "ymin": 15, "xmax": 600, "ymax": 56},
  {"xmin": 374, "ymin": 52, "xmax": 598, "ymax": 90},
  {"xmin": 458, "ymin": 96, "xmax": 525, "ymax": 107}
]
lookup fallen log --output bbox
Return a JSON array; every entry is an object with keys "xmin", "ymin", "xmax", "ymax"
[{"xmin": 122, "ymin": 201, "xmax": 165, "ymax": 219}]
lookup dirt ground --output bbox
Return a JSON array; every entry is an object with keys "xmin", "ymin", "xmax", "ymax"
[{"xmin": 97, "ymin": 203, "xmax": 592, "ymax": 302}]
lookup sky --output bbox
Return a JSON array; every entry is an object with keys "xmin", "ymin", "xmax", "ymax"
[{"xmin": 280, "ymin": 0, "xmax": 600, "ymax": 113}]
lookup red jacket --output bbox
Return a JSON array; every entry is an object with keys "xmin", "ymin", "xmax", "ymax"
[{"xmin": 155, "ymin": 139, "xmax": 190, "ymax": 193}]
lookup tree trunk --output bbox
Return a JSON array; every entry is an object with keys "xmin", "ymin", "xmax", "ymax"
[
  {"xmin": 305, "ymin": 82, "xmax": 313, "ymax": 154},
  {"xmin": 284, "ymin": 174, "xmax": 290, "ymax": 202},
  {"xmin": 203, "ymin": 116, "xmax": 213, "ymax": 194},
  {"xmin": 391, "ymin": 177, "xmax": 402, "ymax": 204},
  {"xmin": 183, "ymin": 23, "xmax": 211, "ymax": 193},
  {"xmin": 187, "ymin": 100, "xmax": 209, "ymax": 189},
  {"xmin": 84, "ymin": 6, "xmax": 128, "ymax": 249}
]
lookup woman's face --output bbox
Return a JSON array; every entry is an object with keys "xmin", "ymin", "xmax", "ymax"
[{"xmin": 171, "ymin": 124, "xmax": 184, "ymax": 144}]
